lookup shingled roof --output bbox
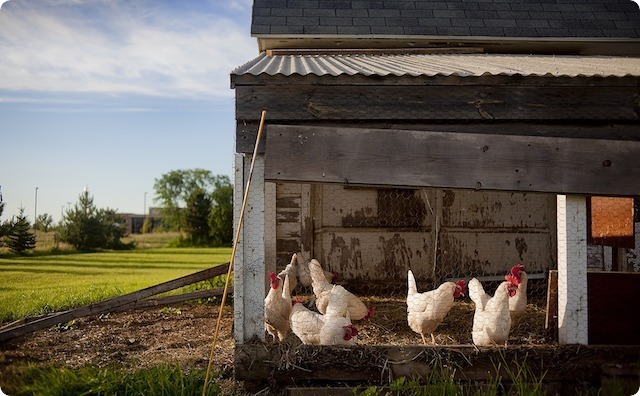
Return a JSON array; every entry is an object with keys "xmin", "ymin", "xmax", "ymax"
[
  {"xmin": 252, "ymin": 0, "xmax": 640, "ymax": 37},
  {"xmin": 251, "ymin": 0, "xmax": 640, "ymax": 54}
]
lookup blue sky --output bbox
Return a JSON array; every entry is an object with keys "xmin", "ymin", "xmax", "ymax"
[{"xmin": 0, "ymin": 0, "xmax": 257, "ymax": 223}]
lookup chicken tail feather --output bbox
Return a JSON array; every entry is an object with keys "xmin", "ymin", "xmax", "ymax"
[{"xmin": 407, "ymin": 270, "xmax": 418, "ymax": 295}]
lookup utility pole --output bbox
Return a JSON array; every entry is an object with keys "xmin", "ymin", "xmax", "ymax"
[{"xmin": 34, "ymin": 187, "xmax": 39, "ymax": 232}]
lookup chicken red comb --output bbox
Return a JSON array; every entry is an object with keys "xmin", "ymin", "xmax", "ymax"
[
  {"xmin": 348, "ymin": 324, "xmax": 359, "ymax": 337},
  {"xmin": 343, "ymin": 324, "xmax": 359, "ymax": 340},
  {"xmin": 453, "ymin": 280, "xmax": 466, "ymax": 297},
  {"xmin": 511, "ymin": 264, "xmax": 526, "ymax": 276},
  {"xmin": 342, "ymin": 325, "xmax": 354, "ymax": 341},
  {"xmin": 269, "ymin": 272, "xmax": 277, "ymax": 281},
  {"xmin": 293, "ymin": 297, "xmax": 303, "ymax": 304},
  {"xmin": 505, "ymin": 274, "xmax": 520, "ymax": 286}
]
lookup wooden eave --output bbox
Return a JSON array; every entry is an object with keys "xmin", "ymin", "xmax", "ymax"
[
  {"xmin": 231, "ymin": 70, "xmax": 639, "ymax": 88},
  {"xmin": 255, "ymin": 36, "xmax": 640, "ymax": 56}
]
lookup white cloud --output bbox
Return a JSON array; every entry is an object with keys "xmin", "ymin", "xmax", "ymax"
[{"xmin": 0, "ymin": 0, "xmax": 257, "ymax": 101}]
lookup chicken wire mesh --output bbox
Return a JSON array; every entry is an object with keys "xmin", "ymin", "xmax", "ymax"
[
  {"xmin": 258, "ymin": 183, "xmax": 548, "ymax": 346},
  {"xmin": 256, "ymin": 182, "xmax": 639, "ymax": 347}
]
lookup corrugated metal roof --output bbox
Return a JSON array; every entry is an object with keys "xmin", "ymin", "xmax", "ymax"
[{"xmin": 231, "ymin": 52, "xmax": 640, "ymax": 78}]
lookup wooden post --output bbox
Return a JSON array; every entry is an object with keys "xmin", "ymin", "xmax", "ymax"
[
  {"xmin": 545, "ymin": 270, "xmax": 558, "ymax": 341},
  {"xmin": 233, "ymin": 152, "xmax": 267, "ymax": 343},
  {"xmin": 556, "ymin": 195, "xmax": 589, "ymax": 344}
]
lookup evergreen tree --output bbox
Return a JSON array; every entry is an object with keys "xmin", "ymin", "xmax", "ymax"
[
  {"xmin": 59, "ymin": 189, "xmax": 129, "ymax": 251},
  {"xmin": 6, "ymin": 207, "xmax": 36, "ymax": 254},
  {"xmin": 184, "ymin": 187, "xmax": 212, "ymax": 244},
  {"xmin": 0, "ymin": 199, "xmax": 6, "ymax": 247}
]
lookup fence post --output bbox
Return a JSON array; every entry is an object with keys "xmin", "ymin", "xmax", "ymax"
[{"xmin": 557, "ymin": 194, "xmax": 589, "ymax": 344}]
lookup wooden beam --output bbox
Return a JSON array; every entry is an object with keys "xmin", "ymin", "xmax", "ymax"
[
  {"xmin": 236, "ymin": 121, "xmax": 640, "ymax": 154},
  {"xmin": 545, "ymin": 270, "xmax": 558, "ymax": 342},
  {"xmin": 235, "ymin": 343, "xmax": 640, "ymax": 393},
  {"xmin": 264, "ymin": 125, "xmax": 640, "ymax": 196},
  {"xmin": 235, "ymin": 84, "xmax": 640, "ymax": 121},
  {"xmin": 0, "ymin": 263, "xmax": 230, "ymax": 343},
  {"xmin": 109, "ymin": 287, "xmax": 234, "ymax": 313}
]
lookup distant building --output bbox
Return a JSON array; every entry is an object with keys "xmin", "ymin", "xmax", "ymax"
[{"xmin": 119, "ymin": 207, "xmax": 163, "ymax": 234}]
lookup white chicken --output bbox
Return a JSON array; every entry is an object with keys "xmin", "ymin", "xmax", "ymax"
[
  {"xmin": 289, "ymin": 298, "xmax": 324, "ymax": 345},
  {"xmin": 468, "ymin": 277, "xmax": 491, "ymax": 311},
  {"xmin": 277, "ymin": 253, "xmax": 299, "ymax": 293},
  {"xmin": 470, "ymin": 278, "xmax": 518, "ymax": 346},
  {"xmin": 507, "ymin": 264, "xmax": 527, "ymax": 327},
  {"xmin": 263, "ymin": 271, "xmax": 292, "ymax": 342},
  {"xmin": 319, "ymin": 286, "xmax": 359, "ymax": 345},
  {"xmin": 406, "ymin": 270, "xmax": 467, "ymax": 345},
  {"xmin": 297, "ymin": 254, "xmax": 335, "ymax": 288},
  {"xmin": 309, "ymin": 258, "xmax": 373, "ymax": 321},
  {"xmin": 290, "ymin": 288, "xmax": 359, "ymax": 346}
]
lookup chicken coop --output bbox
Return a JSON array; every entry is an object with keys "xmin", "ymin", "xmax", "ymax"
[{"xmin": 229, "ymin": 0, "xmax": 640, "ymax": 392}]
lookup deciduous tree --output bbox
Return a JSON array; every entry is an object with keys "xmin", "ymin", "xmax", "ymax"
[
  {"xmin": 36, "ymin": 213, "xmax": 53, "ymax": 232},
  {"xmin": 153, "ymin": 170, "xmax": 233, "ymax": 246},
  {"xmin": 153, "ymin": 169, "xmax": 216, "ymax": 230}
]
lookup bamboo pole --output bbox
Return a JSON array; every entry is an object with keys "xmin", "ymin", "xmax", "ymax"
[{"xmin": 202, "ymin": 110, "xmax": 267, "ymax": 395}]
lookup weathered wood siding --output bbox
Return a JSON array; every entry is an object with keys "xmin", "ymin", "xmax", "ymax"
[
  {"xmin": 275, "ymin": 183, "xmax": 312, "ymax": 265},
  {"xmin": 265, "ymin": 124, "xmax": 640, "ymax": 197},
  {"xmin": 438, "ymin": 189, "xmax": 556, "ymax": 277},
  {"xmin": 235, "ymin": 81, "xmax": 640, "ymax": 121},
  {"xmin": 630, "ymin": 223, "xmax": 640, "ymax": 271},
  {"xmin": 274, "ymin": 182, "xmax": 556, "ymax": 288}
]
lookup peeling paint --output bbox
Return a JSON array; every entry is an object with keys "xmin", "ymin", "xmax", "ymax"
[
  {"xmin": 277, "ymin": 183, "xmax": 554, "ymax": 285},
  {"xmin": 300, "ymin": 215, "xmax": 313, "ymax": 253},
  {"xmin": 442, "ymin": 190, "xmax": 456, "ymax": 208},
  {"xmin": 376, "ymin": 234, "xmax": 413, "ymax": 277},
  {"xmin": 276, "ymin": 196, "xmax": 300, "ymax": 209},
  {"xmin": 515, "ymin": 237, "xmax": 528, "ymax": 261},
  {"xmin": 326, "ymin": 233, "xmax": 363, "ymax": 277},
  {"xmin": 276, "ymin": 211, "xmax": 299, "ymax": 222},
  {"xmin": 342, "ymin": 206, "xmax": 375, "ymax": 227}
]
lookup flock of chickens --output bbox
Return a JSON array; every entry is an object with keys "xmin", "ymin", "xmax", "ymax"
[{"xmin": 264, "ymin": 253, "xmax": 528, "ymax": 347}]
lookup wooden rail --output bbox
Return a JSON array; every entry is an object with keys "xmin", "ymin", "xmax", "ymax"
[{"xmin": 0, "ymin": 263, "xmax": 230, "ymax": 343}]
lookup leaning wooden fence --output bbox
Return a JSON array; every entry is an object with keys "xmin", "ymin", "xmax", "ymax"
[{"xmin": 0, "ymin": 262, "xmax": 231, "ymax": 343}]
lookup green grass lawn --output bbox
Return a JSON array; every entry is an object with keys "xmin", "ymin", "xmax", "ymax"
[{"xmin": 0, "ymin": 247, "xmax": 232, "ymax": 322}]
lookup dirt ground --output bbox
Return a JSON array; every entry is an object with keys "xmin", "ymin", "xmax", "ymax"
[
  {"xmin": 0, "ymin": 295, "xmax": 548, "ymax": 393},
  {"xmin": 0, "ymin": 302, "xmax": 236, "ymax": 392}
]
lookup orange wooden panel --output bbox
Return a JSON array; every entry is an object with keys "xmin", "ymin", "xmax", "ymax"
[{"xmin": 588, "ymin": 197, "xmax": 635, "ymax": 248}]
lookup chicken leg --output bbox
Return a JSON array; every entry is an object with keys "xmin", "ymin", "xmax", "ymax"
[{"xmin": 420, "ymin": 333, "xmax": 437, "ymax": 345}]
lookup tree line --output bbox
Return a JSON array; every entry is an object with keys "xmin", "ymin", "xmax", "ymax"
[{"xmin": 0, "ymin": 169, "xmax": 233, "ymax": 254}]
